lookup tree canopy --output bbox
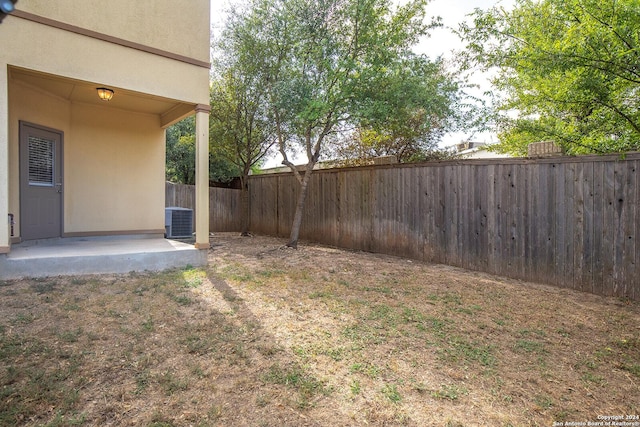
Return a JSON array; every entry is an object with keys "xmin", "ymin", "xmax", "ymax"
[
  {"xmin": 332, "ymin": 54, "xmax": 462, "ymax": 164},
  {"xmin": 166, "ymin": 116, "xmax": 240, "ymax": 185},
  {"xmin": 224, "ymin": 0, "xmax": 467, "ymax": 247},
  {"xmin": 459, "ymin": 0, "xmax": 640, "ymax": 155},
  {"xmin": 166, "ymin": 116, "xmax": 197, "ymax": 185},
  {"xmin": 209, "ymin": 29, "xmax": 278, "ymax": 233},
  {"xmin": 210, "ymin": 5, "xmax": 278, "ymax": 178}
]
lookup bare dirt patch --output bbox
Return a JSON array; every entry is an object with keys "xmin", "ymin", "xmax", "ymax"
[{"xmin": 1, "ymin": 232, "xmax": 638, "ymax": 426}]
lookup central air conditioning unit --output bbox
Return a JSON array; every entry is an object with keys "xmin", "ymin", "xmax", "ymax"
[{"xmin": 165, "ymin": 207, "xmax": 193, "ymax": 239}]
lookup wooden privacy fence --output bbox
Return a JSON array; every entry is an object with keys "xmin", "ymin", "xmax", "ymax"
[
  {"xmin": 248, "ymin": 153, "xmax": 640, "ymax": 300},
  {"xmin": 165, "ymin": 182, "xmax": 243, "ymax": 232}
]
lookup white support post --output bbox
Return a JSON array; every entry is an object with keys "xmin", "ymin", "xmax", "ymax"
[
  {"xmin": 0, "ymin": 65, "xmax": 10, "ymax": 254},
  {"xmin": 194, "ymin": 105, "xmax": 210, "ymax": 249}
]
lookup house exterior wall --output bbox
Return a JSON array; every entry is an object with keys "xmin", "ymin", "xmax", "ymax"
[
  {"xmin": 8, "ymin": 68, "xmax": 166, "ymax": 237},
  {"xmin": 1, "ymin": 15, "xmax": 209, "ymax": 105},
  {"xmin": 0, "ymin": 0, "xmax": 210, "ymax": 246},
  {"xmin": 17, "ymin": 0, "xmax": 210, "ymax": 64},
  {"xmin": 65, "ymin": 104, "xmax": 165, "ymax": 234}
]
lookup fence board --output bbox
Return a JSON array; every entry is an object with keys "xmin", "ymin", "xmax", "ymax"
[
  {"xmin": 622, "ymin": 159, "xmax": 639, "ymax": 300},
  {"xmin": 524, "ymin": 163, "xmax": 535, "ymax": 281},
  {"xmin": 573, "ymin": 163, "xmax": 586, "ymax": 293},
  {"xmin": 324, "ymin": 172, "xmax": 340, "ymax": 245},
  {"xmin": 592, "ymin": 162, "xmax": 605, "ymax": 296},
  {"xmin": 511, "ymin": 164, "xmax": 524, "ymax": 279},
  {"xmin": 554, "ymin": 163, "xmax": 566, "ymax": 285},
  {"xmin": 434, "ymin": 165, "xmax": 447, "ymax": 265},
  {"xmin": 457, "ymin": 165, "xmax": 469, "ymax": 269},
  {"xmin": 443, "ymin": 166, "xmax": 456, "ymax": 266},
  {"xmin": 582, "ymin": 163, "xmax": 595, "ymax": 293},
  {"xmin": 418, "ymin": 167, "xmax": 431, "ymax": 261},
  {"xmin": 496, "ymin": 164, "xmax": 509, "ymax": 277},
  {"xmin": 506, "ymin": 163, "xmax": 518, "ymax": 277},
  {"xmin": 562, "ymin": 163, "xmax": 575, "ymax": 290},
  {"xmin": 255, "ymin": 177, "xmax": 279, "ymax": 236},
  {"xmin": 602, "ymin": 161, "xmax": 616, "ymax": 296},
  {"xmin": 612, "ymin": 161, "xmax": 626, "ymax": 296},
  {"xmin": 485, "ymin": 164, "xmax": 496, "ymax": 273},
  {"xmin": 542, "ymin": 164, "xmax": 555, "ymax": 284},
  {"xmin": 405, "ymin": 166, "xmax": 419, "ymax": 259},
  {"xmin": 471, "ymin": 166, "xmax": 485, "ymax": 272}
]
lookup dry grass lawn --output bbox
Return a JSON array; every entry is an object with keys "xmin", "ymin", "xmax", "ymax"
[{"xmin": 0, "ymin": 233, "xmax": 639, "ymax": 426}]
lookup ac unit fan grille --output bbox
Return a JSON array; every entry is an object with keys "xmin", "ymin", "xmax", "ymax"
[{"xmin": 165, "ymin": 208, "xmax": 193, "ymax": 238}]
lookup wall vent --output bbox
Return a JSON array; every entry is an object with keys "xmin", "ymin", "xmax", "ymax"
[{"xmin": 165, "ymin": 207, "xmax": 193, "ymax": 238}]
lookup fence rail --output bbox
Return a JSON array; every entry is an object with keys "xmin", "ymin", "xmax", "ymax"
[{"xmin": 247, "ymin": 153, "xmax": 640, "ymax": 300}]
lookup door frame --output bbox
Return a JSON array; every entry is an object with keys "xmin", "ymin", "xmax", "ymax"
[{"xmin": 18, "ymin": 121, "xmax": 64, "ymax": 241}]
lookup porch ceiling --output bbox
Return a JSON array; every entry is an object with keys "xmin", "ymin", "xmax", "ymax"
[{"xmin": 9, "ymin": 67, "xmax": 196, "ymax": 127}]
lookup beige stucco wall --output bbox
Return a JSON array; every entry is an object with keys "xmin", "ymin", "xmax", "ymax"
[
  {"xmin": 17, "ymin": 0, "xmax": 210, "ymax": 65},
  {"xmin": 8, "ymin": 80, "xmax": 165, "ymax": 236},
  {"xmin": 65, "ymin": 104, "xmax": 164, "ymax": 233},
  {"xmin": 1, "ymin": 17, "xmax": 209, "ymax": 105}
]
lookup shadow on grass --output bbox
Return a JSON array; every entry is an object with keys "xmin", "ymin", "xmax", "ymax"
[{"xmin": 0, "ymin": 269, "xmax": 329, "ymax": 426}]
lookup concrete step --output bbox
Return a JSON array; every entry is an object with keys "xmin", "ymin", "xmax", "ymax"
[{"xmin": 0, "ymin": 236, "xmax": 208, "ymax": 280}]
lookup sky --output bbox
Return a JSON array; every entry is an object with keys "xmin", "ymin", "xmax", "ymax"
[
  {"xmin": 412, "ymin": 0, "xmax": 513, "ymax": 57},
  {"xmin": 411, "ymin": 0, "xmax": 516, "ymax": 148},
  {"xmin": 208, "ymin": 0, "xmax": 515, "ymax": 165}
]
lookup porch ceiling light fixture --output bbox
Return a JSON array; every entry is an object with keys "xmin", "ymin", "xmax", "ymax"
[
  {"xmin": 96, "ymin": 87, "xmax": 114, "ymax": 101},
  {"xmin": 0, "ymin": 0, "xmax": 16, "ymax": 14},
  {"xmin": 0, "ymin": 0, "xmax": 17, "ymax": 24}
]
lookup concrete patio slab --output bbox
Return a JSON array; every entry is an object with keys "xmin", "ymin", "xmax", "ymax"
[{"xmin": 0, "ymin": 235, "xmax": 208, "ymax": 280}]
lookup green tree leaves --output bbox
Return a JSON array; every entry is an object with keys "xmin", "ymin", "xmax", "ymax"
[
  {"xmin": 343, "ymin": 54, "xmax": 461, "ymax": 163},
  {"xmin": 221, "ymin": 0, "xmax": 444, "ymax": 246},
  {"xmin": 459, "ymin": 0, "xmax": 640, "ymax": 155},
  {"xmin": 166, "ymin": 116, "xmax": 240, "ymax": 185}
]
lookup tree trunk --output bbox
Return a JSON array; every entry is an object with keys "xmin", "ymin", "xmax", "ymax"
[
  {"xmin": 239, "ymin": 175, "xmax": 250, "ymax": 236},
  {"xmin": 286, "ymin": 166, "xmax": 314, "ymax": 248}
]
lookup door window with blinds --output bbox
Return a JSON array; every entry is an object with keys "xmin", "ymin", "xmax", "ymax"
[{"xmin": 28, "ymin": 136, "xmax": 55, "ymax": 187}]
